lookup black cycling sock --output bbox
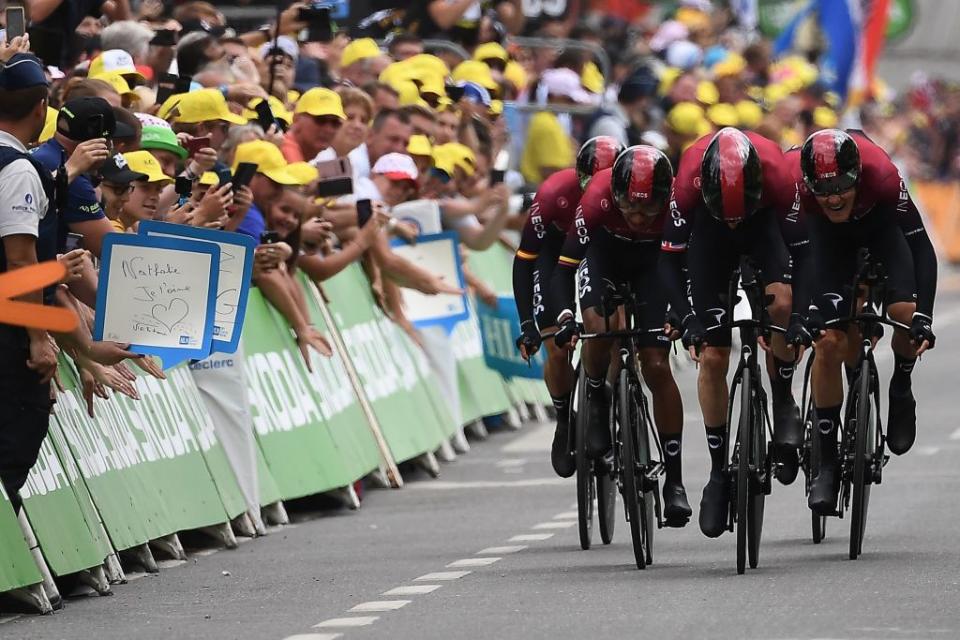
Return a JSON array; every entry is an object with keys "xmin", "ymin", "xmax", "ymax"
[
  {"xmin": 704, "ymin": 425, "xmax": 726, "ymax": 474},
  {"xmin": 890, "ymin": 354, "xmax": 916, "ymax": 394},
  {"xmin": 586, "ymin": 375, "xmax": 605, "ymax": 398},
  {"xmin": 661, "ymin": 432, "xmax": 683, "ymax": 484},
  {"xmin": 816, "ymin": 404, "xmax": 841, "ymax": 464},
  {"xmin": 770, "ymin": 356, "xmax": 795, "ymax": 402}
]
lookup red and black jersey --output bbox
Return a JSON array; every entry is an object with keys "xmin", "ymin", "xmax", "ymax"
[
  {"xmin": 556, "ymin": 168, "xmax": 667, "ymax": 269},
  {"xmin": 661, "ymin": 131, "xmax": 793, "ymax": 254},
  {"xmin": 515, "ymin": 168, "xmax": 582, "ymax": 262}
]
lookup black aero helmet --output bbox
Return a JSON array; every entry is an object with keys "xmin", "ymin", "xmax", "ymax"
[
  {"xmin": 700, "ymin": 127, "xmax": 764, "ymax": 223},
  {"xmin": 576, "ymin": 135, "xmax": 625, "ymax": 190},
  {"xmin": 800, "ymin": 129, "xmax": 861, "ymax": 196},
  {"xmin": 611, "ymin": 145, "xmax": 674, "ymax": 216}
]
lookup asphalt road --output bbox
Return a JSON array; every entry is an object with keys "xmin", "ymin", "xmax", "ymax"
[{"xmin": 6, "ymin": 286, "xmax": 960, "ymax": 640}]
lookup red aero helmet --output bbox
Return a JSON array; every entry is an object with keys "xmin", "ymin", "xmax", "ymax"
[
  {"xmin": 611, "ymin": 145, "xmax": 674, "ymax": 216},
  {"xmin": 800, "ymin": 129, "xmax": 861, "ymax": 196},
  {"xmin": 700, "ymin": 127, "xmax": 764, "ymax": 223},
  {"xmin": 576, "ymin": 135, "xmax": 625, "ymax": 190}
]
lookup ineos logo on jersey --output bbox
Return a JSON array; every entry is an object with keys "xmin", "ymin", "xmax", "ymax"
[
  {"xmin": 529, "ymin": 202, "xmax": 546, "ymax": 239},
  {"xmin": 787, "ymin": 185, "xmax": 800, "ymax": 223},
  {"xmin": 532, "ymin": 270, "xmax": 544, "ymax": 316},
  {"xmin": 670, "ymin": 200, "xmax": 686, "ymax": 227},
  {"xmin": 632, "ymin": 191, "xmax": 648, "ymax": 200},
  {"xmin": 574, "ymin": 211, "xmax": 589, "ymax": 244},
  {"xmin": 576, "ymin": 261, "xmax": 592, "ymax": 297},
  {"xmin": 897, "ymin": 176, "xmax": 909, "ymax": 214}
]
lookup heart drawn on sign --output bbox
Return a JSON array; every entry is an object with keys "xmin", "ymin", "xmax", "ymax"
[{"xmin": 150, "ymin": 298, "xmax": 189, "ymax": 334}]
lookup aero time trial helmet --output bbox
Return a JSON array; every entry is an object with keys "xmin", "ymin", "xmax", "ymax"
[
  {"xmin": 800, "ymin": 129, "xmax": 861, "ymax": 196},
  {"xmin": 576, "ymin": 136, "xmax": 625, "ymax": 190},
  {"xmin": 700, "ymin": 127, "xmax": 763, "ymax": 223},
  {"xmin": 611, "ymin": 145, "xmax": 674, "ymax": 217}
]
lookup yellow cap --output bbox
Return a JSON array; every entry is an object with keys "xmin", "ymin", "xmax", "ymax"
[
  {"xmin": 431, "ymin": 146, "xmax": 457, "ymax": 177},
  {"xmin": 696, "ymin": 80, "xmax": 719, "ymax": 105},
  {"xmin": 437, "ymin": 142, "xmax": 476, "ymax": 176},
  {"xmin": 123, "ymin": 150, "xmax": 174, "ymax": 184},
  {"xmin": 243, "ymin": 96, "xmax": 294, "ymax": 125},
  {"xmin": 707, "ymin": 103, "xmax": 739, "ymax": 128},
  {"xmin": 94, "ymin": 70, "xmax": 140, "ymax": 103},
  {"xmin": 341, "ymin": 38, "xmax": 381, "ymax": 68},
  {"xmin": 581, "ymin": 61, "xmax": 604, "ymax": 95},
  {"xmin": 295, "ymin": 88, "xmax": 347, "ymax": 119},
  {"xmin": 735, "ymin": 100, "xmax": 763, "ymax": 129},
  {"xmin": 452, "ymin": 60, "xmax": 498, "ymax": 91},
  {"xmin": 39, "ymin": 106, "xmax": 58, "ymax": 143},
  {"xmin": 676, "ymin": 7, "xmax": 710, "ymax": 31},
  {"xmin": 379, "ymin": 61, "xmax": 419, "ymax": 87},
  {"xmin": 287, "ymin": 162, "xmax": 320, "ymax": 185},
  {"xmin": 408, "ymin": 134, "xmax": 433, "ymax": 157},
  {"xmin": 781, "ymin": 128, "xmax": 803, "ymax": 148},
  {"xmin": 233, "ymin": 140, "xmax": 299, "ymax": 185},
  {"xmin": 813, "ymin": 106, "xmax": 839, "ymax": 129},
  {"xmin": 764, "ymin": 83, "xmax": 790, "ymax": 106},
  {"xmin": 436, "ymin": 97, "xmax": 456, "ymax": 112},
  {"xmin": 393, "ymin": 79, "xmax": 429, "ymax": 108},
  {"xmin": 503, "ymin": 60, "xmax": 528, "ymax": 92},
  {"xmin": 89, "ymin": 50, "xmax": 146, "ymax": 83},
  {"xmin": 824, "ymin": 91, "xmax": 840, "ymax": 108},
  {"xmin": 659, "ymin": 67, "xmax": 682, "ymax": 96},
  {"xmin": 713, "ymin": 53, "xmax": 747, "ymax": 78},
  {"xmin": 404, "ymin": 53, "xmax": 450, "ymax": 78},
  {"xmin": 473, "ymin": 42, "xmax": 508, "ymax": 63},
  {"xmin": 157, "ymin": 93, "xmax": 185, "ymax": 121},
  {"xmin": 418, "ymin": 74, "xmax": 446, "ymax": 98},
  {"xmin": 666, "ymin": 102, "xmax": 707, "ymax": 136},
  {"xmin": 489, "ymin": 99, "xmax": 503, "ymax": 116},
  {"xmin": 199, "ymin": 171, "xmax": 218, "ymax": 186},
  {"xmin": 171, "ymin": 89, "xmax": 247, "ymax": 125}
]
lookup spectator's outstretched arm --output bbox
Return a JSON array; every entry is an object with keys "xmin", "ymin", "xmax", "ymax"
[
  {"xmin": 68, "ymin": 216, "xmax": 115, "ymax": 258},
  {"xmin": 454, "ymin": 185, "xmax": 510, "ymax": 251},
  {"xmin": 299, "ymin": 220, "xmax": 381, "ymax": 283},
  {"xmin": 256, "ymin": 267, "xmax": 331, "ymax": 370},
  {"xmin": 26, "ymin": 0, "xmax": 64, "ymax": 24},
  {"xmin": 427, "ymin": 0, "xmax": 478, "ymax": 30},
  {"xmin": 496, "ymin": 0, "xmax": 525, "ymax": 34}
]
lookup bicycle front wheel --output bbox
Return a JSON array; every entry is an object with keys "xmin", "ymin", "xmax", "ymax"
[
  {"xmin": 618, "ymin": 370, "xmax": 646, "ymax": 569},
  {"xmin": 747, "ymin": 388, "xmax": 765, "ymax": 569},
  {"xmin": 803, "ymin": 400, "xmax": 827, "ymax": 543},
  {"xmin": 850, "ymin": 361, "xmax": 874, "ymax": 560},
  {"xmin": 736, "ymin": 367, "xmax": 751, "ymax": 575},
  {"xmin": 575, "ymin": 369, "xmax": 594, "ymax": 550},
  {"xmin": 597, "ymin": 462, "xmax": 616, "ymax": 545}
]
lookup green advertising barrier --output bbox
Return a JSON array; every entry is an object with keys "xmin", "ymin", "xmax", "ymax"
[
  {"xmin": 0, "ymin": 485, "xmax": 42, "ymax": 593},
  {"xmin": 53, "ymin": 362, "xmax": 234, "ymax": 550},
  {"xmin": 451, "ymin": 303, "xmax": 512, "ymax": 422},
  {"xmin": 242, "ymin": 291, "xmax": 363, "ymax": 499},
  {"xmin": 20, "ymin": 419, "xmax": 113, "ymax": 577},
  {"xmin": 468, "ymin": 243, "xmax": 550, "ymax": 405},
  {"xmin": 323, "ymin": 264, "xmax": 451, "ymax": 462}
]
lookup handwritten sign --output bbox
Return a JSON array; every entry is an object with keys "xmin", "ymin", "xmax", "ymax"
[
  {"xmin": 93, "ymin": 233, "xmax": 220, "ymax": 369},
  {"xmin": 139, "ymin": 221, "xmax": 255, "ymax": 354},
  {"xmin": 476, "ymin": 295, "xmax": 545, "ymax": 379},
  {"xmin": 389, "ymin": 232, "xmax": 468, "ymax": 333}
]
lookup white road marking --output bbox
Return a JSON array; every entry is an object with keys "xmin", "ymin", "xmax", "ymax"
[
  {"xmin": 502, "ymin": 468, "xmax": 525, "ymax": 475},
  {"xmin": 552, "ymin": 511, "xmax": 578, "ymax": 519},
  {"xmin": 950, "ymin": 428, "xmax": 960, "ymax": 441},
  {"xmin": 313, "ymin": 617, "xmax": 379, "ymax": 628},
  {"xmin": 404, "ymin": 478, "xmax": 565, "ymax": 490},
  {"xmin": 284, "ymin": 634, "xmax": 343, "ymax": 640},
  {"xmin": 532, "ymin": 521, "xmax": 576, "ymax": 529},
  {"xmin": 447, "ymin": 557, "xmax": 501, "ymax": 568},
  {"xmin": 477, "ymin": 545, "xmax": 526, "ymax": 555},
  {"xmin": 382, "ymin": 585, "xmax": 441, "ymax": 596},
  {"xmin": 509, "ymin": 533, "xmax": 554, "ymax": 541},
  {"xmin": 349, "ymin": 601, "xmax": 411, "ymax": 612},
  {"xmin": 0, "ymin": 616, "xmax": 22, "ymax": 625},
  {"xmin": 495, "ymin": 458, "xmax": 527, "ymax": 467},
  {"xmin": 414, "ymin": 571, "xmax": 471, "ymax": 581},
  {"xmin": 915, "ymin": 446, "xmax": 941, "ymax": 456}
]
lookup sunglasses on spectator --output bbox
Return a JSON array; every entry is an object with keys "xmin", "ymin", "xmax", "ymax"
[
  {"xmin": 312, "ymin": 115, "xmax": 343, "ymax": 128},
  {"xmin": 101, "ymin": 182, "xmax": 135, "ymax": 195}
]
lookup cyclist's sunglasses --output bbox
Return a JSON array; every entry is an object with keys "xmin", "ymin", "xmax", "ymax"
[{"xmin": 806, "ymin": 172, "xmax": 858, "ymax": 197}]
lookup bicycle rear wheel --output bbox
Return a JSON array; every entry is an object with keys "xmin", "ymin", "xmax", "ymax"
[
  {"xmin": 575, "ymin": 369, "xmax": 594, "ymax": 550},
  {"xmin": 747, "ymin": 390, "xmax": 765, "ymax": 569},
  {"xmin": 736, "ymin": 368, "xmax": 751, "ymax": 575},
  {"xmin": 636, "ymin": 393, "xmax": 656, "ymax": 566},
  {"xmin": 802, "ymin": 400, "xmax": 827, "ymax": 543},
  {"xmin": 618, "ymin": 370, "xmax": 646, "ymax": 569},
  {"xmin": 850, "ymin": 361, "xmax": 874, "ymax": 560}
]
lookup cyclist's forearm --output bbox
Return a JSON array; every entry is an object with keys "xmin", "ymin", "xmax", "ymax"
[
  {"xmin": 658, "ymin": 250, "xmax": 692, "ymax": 319},
  {"xmin": 789, "ymin": 244, "xmax": 813, "ymax": 316},
  {"xmin": 512, "ymin": 256, "xmax": 536, "ymax": 325},
  {"xmin": 549, "ymin": 263, "xmax": 578, "ymax": 320},
  {"xmin": 907, "ymin": 231, "xmax": 937, "ymax": 317}
]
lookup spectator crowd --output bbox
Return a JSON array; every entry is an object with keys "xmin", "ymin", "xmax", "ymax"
[{"xmin": 0, "ymin": 0, "xmax": 942, "ymax": 519}]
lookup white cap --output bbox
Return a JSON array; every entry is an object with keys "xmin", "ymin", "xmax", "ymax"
[
  {"xmin": 666, "ymin": 40, "xmax": 703, "ymax": 71},
  {"xmin": 259, "ymin": 36, "xmax": 299, "ymax": 64},
  {"xmin": 680, "ymin": 0, "xmax": 713, "ymax": 11},
  {"xmin": 649, "ymin": 20, "xmax": 689, "ymax": 53},
  {"xmin": 98, "ymin": 49, "xmax": 137, "ymax": 73},
  {"xmin": 372, "ymin": 153, "xmax": 419, "ymax": 182},
  {"xmin": 135, "ymin": 112, "xmax": 173, "ymax": 129},
  {"xmin": 541, "ymin": 68, "xmax": 597, "ymax": 105}
]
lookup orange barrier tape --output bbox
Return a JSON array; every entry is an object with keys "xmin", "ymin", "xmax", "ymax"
[{"xmin": 0, "ymin": 261, "xmax": 78, "ymax": 332}]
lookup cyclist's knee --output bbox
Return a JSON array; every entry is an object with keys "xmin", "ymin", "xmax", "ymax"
[
  {"xmin": 581, "ymin": 306, "xmax": 609, "ymax": 333},
  {"xmin": 765, "ymin": 283, "xmax": 792, "ymax": 323},
  {"xmin": 887, "ymin": 301, "xmax": 915, "ymax": 325},
  {"xmin": 639, "ymin": 352, "xmax": 674, "ymax": 388},
  {"xmin": 699, "ymin": 347, "xmax": 730, "ymax": 377}
]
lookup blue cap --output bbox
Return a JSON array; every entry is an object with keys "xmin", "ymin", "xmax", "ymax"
[
  {"xmin": 0, "ymin": 53, "xmax": 49, "ymax": 91},
  {"xmin": 460, "ymin": 81, "xmax": 491, "ymax": 107}
]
